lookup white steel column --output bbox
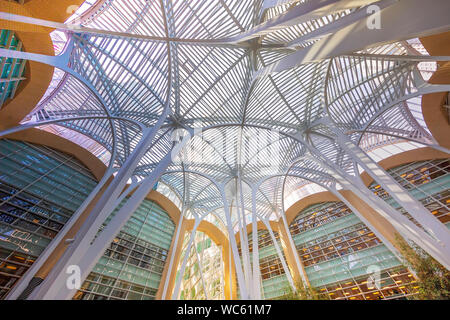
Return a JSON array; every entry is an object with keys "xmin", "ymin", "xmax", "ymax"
[
  {"xmin": 251, "ymin": 186, "xmax": 261, "ymax": 299},
  {"xmin": 161, "ymin": 213, "xmax": 185, "ymax": 299},
  {"xmin": 256, "ymin": 0, "xmax": 450, "ymax": 74},
  {"xmin": 305, "ymin": 150, "xmax": 450, "ymax": 269},
  {"xmin": 237, "ymin": 172, "xmax": 252, "ymax": 297},
  {"xmin": 30, "ymin": 148, "xmax": 177, "ymax": 299},
  {"xmin": 23, "ymin": 130, "xmax": 161, "ymax": 298},
  {"xmin": 219, "ymin": 184, "xmax": 249, "ymax": 299},
  {"xmin": 329, "ymin": 187, "xmax": 404, "ymax": 262},
  {"xmin": 0, "ymin": 35, "xmax": 173, "ymax": 299},
  {"xmin": 278, "ymin": 209, "xmax": 308, "ymax": 284},
  {"xmin": 347, "ymin": 177, "xmax": 450, "ymax": 269},
  {"xmin": 5, "ymin": 166, "xmax": 114, "ymax": 300},
  {"xmin": 261, "ymin": 218, "xmax": 296, "ymax": 291},
  {"xmin": 330, "ymin": 125, "xmax": 450, "ymax": 248},
  {"xmin": 235, "ymin": 203, "xmax": 251, "ymax": 296},
  {"xmin": 171, "ymin": 219, "xmax": 201, "ymax": 300},
  {"xmin": 230, "ymin": 0, "xmax": 385, "ymax": 44}
]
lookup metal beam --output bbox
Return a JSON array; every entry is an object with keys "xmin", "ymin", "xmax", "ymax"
[
  {"xmin": 257, "ymin": 0, "xmax": 450, "ymax": 76},
  {"xmin": 229, "ymin": 0, "xmax": 381, "ymax": 44}
]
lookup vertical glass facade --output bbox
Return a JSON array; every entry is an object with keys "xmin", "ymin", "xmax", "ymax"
[
  {"xmin": 238, "ymin": 230, "xmax": 290, "ymax": 300},
  {"xmin": 177, "ymin": 231, "xmax": 225, "ymax": 300},
  {"xmin": 73, "ymin": 199, "xmax": 175, "ymax": 300},
  {"xmin": 369, "ymin": 159, "xmax": 450, "ymax": 228},
  {"xmin": 0, "ymin": 139, "xmax": 98, "ymax": 299},
  {"xmin": 0, "ymin": 30, "xmax": 26, "ymax": 109},
  {"xmin": 289, "ymin": 201, "xmax": 417, "ymax": 300}
]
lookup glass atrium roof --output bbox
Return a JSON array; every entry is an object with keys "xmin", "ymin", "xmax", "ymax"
[{"xmin": 14, "ymin": 0, "xmax": 449, "ymax": 231}]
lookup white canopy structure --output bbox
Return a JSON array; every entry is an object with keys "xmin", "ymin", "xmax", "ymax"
[{"xmin": 1, "ymin": 0, "xmax": 449, "ymax": 300}]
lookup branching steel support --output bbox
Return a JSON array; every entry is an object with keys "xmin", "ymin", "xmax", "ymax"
[
  {"xmin": 219, "ymin": 184, "xmax": 249, "ymax": 299},
  {"xmin": 237, "ymin": 172, "xmax": 252, "ymax": 297},
  {"xmin": 260, "ymin": 218, "xmax": 296, "ymax": 291},
  {"xmin": 304, "ymin": 146, "xmax": 450, "ymax": 270},
  {"xmin": 172, "ymin": 219, "xmax": 201, "ymax": 299},
  {"xmin": 251, "ymin": 187, "xmax": 262, "ymax": 299},
  {"xmin": 5, "ymin": 166, "xmax": 114, "ymax": 299},
  {"xmin": 331, "ymin": 126, "xmax": 450, "ymax": 249},
  {"xmin": 161, "ymin": 214, "xmax": 185, "ymax": 299},
  {"xmin": 278, "ymin": 208, "xmax": 308, "ymax": 284},
  {"xmin": 29, "ymin": 146, "xmax": 177, "ymax": 299}
]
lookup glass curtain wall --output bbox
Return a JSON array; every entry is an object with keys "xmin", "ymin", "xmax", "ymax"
[
  {"xmin": 177, "ymin": 231, "xmax": 225, "ymax": 300},
  {"xmin": 369, "ymin": 159, "xmax": 450, "ymax": 228},
  {"xmin": 0, "ymin": 139, "xmax": 98, "ymax": 299},
  {"xmin": 73, "ymin": 199, "xmax": 175, "ymax": 300},
  {"xmin": 0, "ymin": 30, "xmax": 26, "ymax": 109},
  {"xmin": 289, "ymin": 202, "xmax": 417, "ymax": 300},
  {"xmin": 238, "ymin": 229, "xmax": 290, "ymax": 300}
]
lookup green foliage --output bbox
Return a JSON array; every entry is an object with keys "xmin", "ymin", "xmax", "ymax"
[
  {"xmin": 183, "ymin": 268, "xmax": 190, "ymax": 280},
  {"xmin": 395, "ymin": 234, "xmax": 450, "ymax": 300},
  {"xmin": 194, "ymin": 262, "xmax": 199, "ymax": 275},
  {"xmin": 280, "ymin": 280, "xmax": 329, "ymax": 300}
]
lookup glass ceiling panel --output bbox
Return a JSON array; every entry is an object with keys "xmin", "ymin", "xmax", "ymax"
[{"xmin": 14, "ymin": 0, "xmax": 448, "ymax": 229}]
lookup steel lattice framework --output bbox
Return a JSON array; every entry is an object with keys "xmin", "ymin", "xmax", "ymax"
[{"xmin": 1, "ymin": 0, "xmax": 450, "ymax": 300}]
